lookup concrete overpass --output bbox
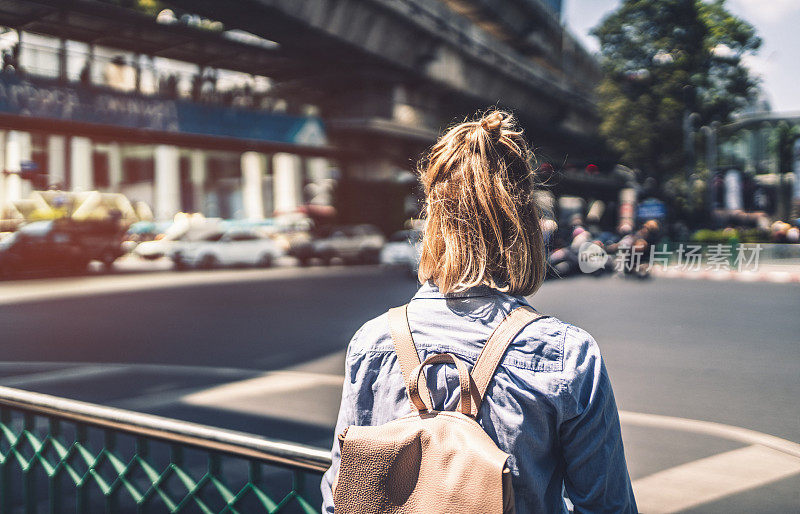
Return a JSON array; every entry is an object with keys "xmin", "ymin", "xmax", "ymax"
[
  {"xmin": 166, "ymin": 0, "xmax": 603, "ymax": 157},
  {"xmin": 165, "ymin": 0, "xmax": 606, "ymax": 227},
  {"xmin": 0, "ymin": 0, "xmax": 609, "ymax": 231}
]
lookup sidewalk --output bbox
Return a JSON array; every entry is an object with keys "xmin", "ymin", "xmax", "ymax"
[{"xmin": 651, "ymin": 262, "xmax": 800, "ymax": 284}]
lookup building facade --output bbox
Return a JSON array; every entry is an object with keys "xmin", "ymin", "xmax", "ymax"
[
  {"xmin": 714, "ymin": 112, "xmax": 800, "ymax": 220},
  {"xmin": 0, "ymin": 0, "xmax": 612, "ymax": 235},
  {"xmin": 0, "ymin": 21, "xmax": 336, "ymax": 227}
]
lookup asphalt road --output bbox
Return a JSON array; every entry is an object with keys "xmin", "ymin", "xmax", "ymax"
[{"xmin": 1, "ymin": 266, "xmax": 798, "ymax": 512}]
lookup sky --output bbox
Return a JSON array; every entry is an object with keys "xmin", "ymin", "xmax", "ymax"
[{"xmin": 562, "ymin": 0, "xmax": 800, "ymax": 112}]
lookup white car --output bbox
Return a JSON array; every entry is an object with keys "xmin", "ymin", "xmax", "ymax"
[
  {"xmin": 380, "ymin": 229, "xmax": 422, "ymax": 274},
  {"xmin": 172, "ymin": 230, "xmax": 284, "ymax": 269},
  {"xmin": 133, "ymin": 216, "xmax": 224, "ymax": 260},
  {"xmin": 133, "ymin": 238, "xmax": 179, "ymax": 260},
  {"xmin": 311, "ymin": 225, "xmax": 386, "ymax": 265}
]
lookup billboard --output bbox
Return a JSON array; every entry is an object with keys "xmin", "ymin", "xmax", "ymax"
[{"xmin": 0, "ymin": 71, "xmax": 326, "ymax": 146}]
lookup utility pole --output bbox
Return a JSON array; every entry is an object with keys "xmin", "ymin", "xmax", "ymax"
[{"xmin": 683, "ymin": 110, "xmax": 700, "ymax": 213}]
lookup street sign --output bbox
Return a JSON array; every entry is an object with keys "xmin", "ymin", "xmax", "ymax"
[
  {"xmin": 20, "ymin": 160, "xmax": 38, "ymax": 172},
  {"xmin": 637, "ymin": 199, "xmax": 666, "ymax": 221}
]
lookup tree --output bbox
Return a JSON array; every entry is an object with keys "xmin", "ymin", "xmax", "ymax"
[
  {"xmin": 772, "ymin": 121, "xmax": 800, "ymax": 174},
  {"xmin": 592, "ymin": 0, "xmax": 761, "ymax": 182}
]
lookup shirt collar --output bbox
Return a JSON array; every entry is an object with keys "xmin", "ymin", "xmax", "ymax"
[{"xmin": 412, "ymin": 281, "xmax": 503, "ymax": 299}]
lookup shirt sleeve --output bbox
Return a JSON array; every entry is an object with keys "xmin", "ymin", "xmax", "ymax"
[
  {"xmin": 557, "ymin": 327, "xmax": 637, "ymax": 513},
  {"xmin": 320, "ymin": 327, "xmax": 367, "ymax": 513}
]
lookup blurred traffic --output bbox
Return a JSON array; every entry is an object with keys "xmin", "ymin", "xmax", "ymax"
[
  {"xmin": 0, "ymin": 188, "xmax": 408, "ymax": 277},
  {"xmin": 3, "ymin": 186, "xmax": 799, "ymax": 281}
]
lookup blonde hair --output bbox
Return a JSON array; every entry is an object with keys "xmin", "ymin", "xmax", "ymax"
[{"xmin": 417, "ymin": 110, "xmax": 545, "ymax": 296}]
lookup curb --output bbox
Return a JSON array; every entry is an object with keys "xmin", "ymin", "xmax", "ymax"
[{"xmin": 652, "ymin": 267, "xmax": 800, "ymax": 284}]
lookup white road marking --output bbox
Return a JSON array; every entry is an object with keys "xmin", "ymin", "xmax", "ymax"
[
  {"xmin": 179, "ymin": 371, "xmax": 345, "ymax": 427},
  {"xmin": 650, "ymin": 267, "xmax": 800, "ymax": 284},
  {"xmin": 0, "ymin": 265, "xmax": 383, "ymax": 306},
  {"xmin": 181, "ymin": 371, "xmax": 344, "ymax": 404},
  {"xmin": 632, "ymin": 444, "xmax": 800, "ymax": 513},
  {"xmin": 620, "ymin": 410, "xmax": 800, "ymax": 459},
  {"xmin": 0, "ymin": 364, "xmax": 128, "ymax": 387},
  {"xmin": 767, "ymin": 271, "xmax": 793, "ymax": 283}
]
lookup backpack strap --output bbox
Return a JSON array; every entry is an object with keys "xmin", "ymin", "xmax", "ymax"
[
  {"xmin": 388, "ymin": 304, "xmax": 433, "ymax": 410},
  {"xmin": 407, "ymin": 353, "xmax": 472, "ymax": 415},
  {"xmin": 470, "ymin": 306, "xmax": 546, "ymax": 416}
]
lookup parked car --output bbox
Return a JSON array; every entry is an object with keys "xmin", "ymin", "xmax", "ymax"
[
  {"xmin": 133, "ymin": 216, "xmax": 223, "ymax": 261},
  {"xmin": 380, "ymin": 229, "xmax": 422, "ymax": 275},
  {"xmin": 282, "ymin": 230, "xmax": 314, "ymax": 266},
  {"xmin": 0, "ymin": 219, "xmax": 126, "ymax": 277},
  {"xmin": 134, "ymin": 234, "xmax": 183, "ymax": 261},
  {"xmin": 172, "ymin": 229, "xmax": 284, "ymax": 270},
  {"xmin": 272, "ymin": 218, "xmax": 315, "ymax": 266},
  {"xmin": 310, "ymin": 224, "xmax": 386, "ymax": 265}
]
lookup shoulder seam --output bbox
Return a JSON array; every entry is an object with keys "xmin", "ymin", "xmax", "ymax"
[{"xmin": 345, "ymin": 325, "xmax": 367, "ymax": 362}]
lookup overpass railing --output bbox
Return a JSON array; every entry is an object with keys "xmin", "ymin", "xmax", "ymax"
[{"xmin": 0, "ymin": 386, "xmax": 331, "ymax": 513}]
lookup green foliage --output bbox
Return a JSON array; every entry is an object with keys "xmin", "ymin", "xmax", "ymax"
[
  {"xmin": 691, "ymin": 227, "xmax": 768, "ymax": 244},
  {"xmin": 661, "ymin": 164, "xmax": 710, "ymax": 226},
  {"xmin": 592, "ymin": 0, "xmax": 761, "ymax": 181},
  {"xmin": 772, "ymin": 121, "xmax": 800, "ymax": 173},
  {"xmin": 137, "ymin": 0, "xmax": 163, "ymax": 16}
]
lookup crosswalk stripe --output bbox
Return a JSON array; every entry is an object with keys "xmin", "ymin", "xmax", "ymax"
[
  {"xmin": 620, "ymin": 410, "xmax": 800, "ymax": 459},
  {"xmin": 632, "ymin": 444, "xmax": 800, "ymax": 513},
  {"xmin": 181, "ymin": 371, "xmax": 344, "ymax": 404}
]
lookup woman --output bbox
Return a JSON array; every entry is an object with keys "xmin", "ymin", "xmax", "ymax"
[{"xmin": 321, "ymin": 110, "xmax": 637, "ymax": 512}]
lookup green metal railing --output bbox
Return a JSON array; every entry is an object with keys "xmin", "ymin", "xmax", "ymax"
[{"xmin": 0, "ymin": 386, "xmax": 331, "ymax": 513}]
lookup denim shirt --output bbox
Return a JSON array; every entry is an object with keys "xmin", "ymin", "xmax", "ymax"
[{"xmin": 321, "ymin": 282, "xmax": 637, "ymax": 513}]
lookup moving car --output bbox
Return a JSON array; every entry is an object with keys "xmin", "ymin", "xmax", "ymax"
[
  {"xmin": 133, "ymin": 215, "xmax": 223, "ymax": 261},
  {"xmin": 172, "ymin": 229, "xmax": 284, "ymax": 269},
  {"xmin": 0, "ymin": 219, "xmax": 126, "ymax": 278},
  {"xmin": 380, "ymin": 229, "xmax": 422, "ymax": 275},
  {"xmin": 310, "ymin": 224, "xmax": 385, "ymax": 265},
  {"xmin": 272, "ymin": 217, "xmax": 315, "ymax": 266}
]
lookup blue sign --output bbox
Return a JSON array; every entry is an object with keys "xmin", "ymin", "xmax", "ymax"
[
  {"xmin": 20, "ymin": 160, "xmax": 38, "ymax": 171},
  {"xmin": 0, "ymin": 72, "xmax": 326, "ymax": 146},
  {"xmin": 637, "ymin": 199, "xmax": 666, "ymax": 220}
]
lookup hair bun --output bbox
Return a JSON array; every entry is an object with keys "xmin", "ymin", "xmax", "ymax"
[{"xmin": 480, "ymin": 111, "xmax": 504, "ymax": 135}]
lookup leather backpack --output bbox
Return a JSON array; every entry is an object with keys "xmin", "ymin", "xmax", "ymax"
[{"xmin": 333, "ymin": 304, "xmax": 546, "ymax": 513}]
